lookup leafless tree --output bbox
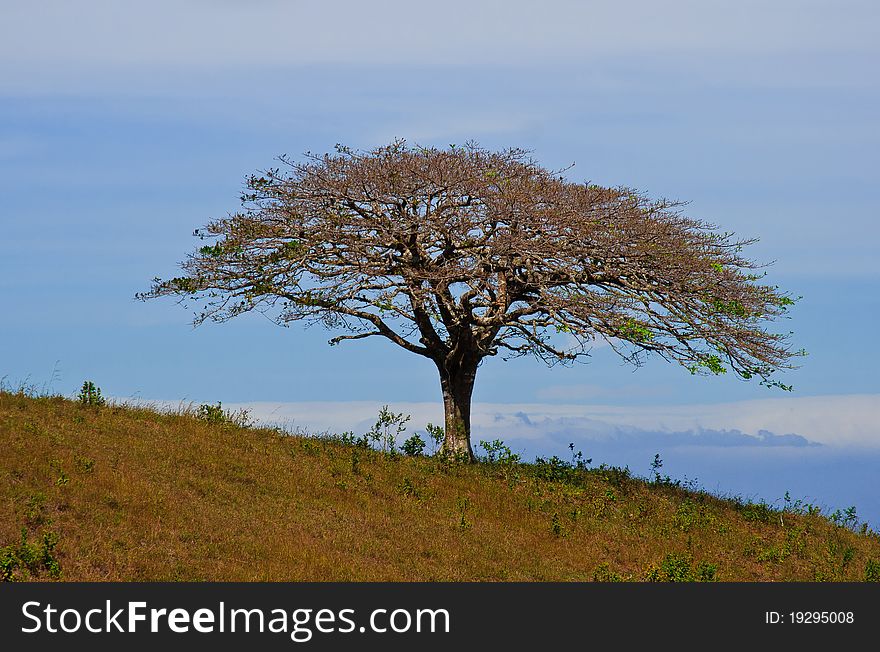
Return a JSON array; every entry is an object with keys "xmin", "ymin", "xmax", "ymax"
[{"xmin": 140, "ymin": 141, "xmax": 801, "ymax": 460}]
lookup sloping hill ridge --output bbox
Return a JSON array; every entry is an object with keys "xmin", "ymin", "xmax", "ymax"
[{"xmin": 2, "ymin": 389, "xmax": 879, "ymax": 581}]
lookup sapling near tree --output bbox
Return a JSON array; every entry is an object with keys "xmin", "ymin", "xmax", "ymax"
[{"xmin": 140, "ymin": 141, "xmax": 801, "ymax": 460}]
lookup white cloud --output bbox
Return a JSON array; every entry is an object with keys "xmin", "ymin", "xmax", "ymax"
[
  {"xmin": 584, "ymin": 395, "xmax": 880, "ymax": 448},
  {"xmin": 534, "ymin": 382, "xmax": 666, "ymax": 401},
  {"xmin": 215, "ymin": 393, "xmax": 880, "ymax": 448}
]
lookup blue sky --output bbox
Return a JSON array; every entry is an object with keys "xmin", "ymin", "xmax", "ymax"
[{"xmin": 2, "ymin": 2, "xmax": 878, "ymax": 524}]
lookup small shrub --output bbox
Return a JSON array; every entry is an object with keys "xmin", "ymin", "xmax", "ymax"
[
  {"xmin": 50, "ymin": 460, "xmax": 68, "ymax": 486},
  {"xmin": 197, "ymin": 402, "xmax": 251, "ymax": 427},
  {"xmin": 366, "ymin": 406, "xmax": 410, "ymax": 453},
  {"xmin": 425, "ymin": 423, "xmax": 445, "ymax": 455},
  {"xmin": 740, "ymin": 500, "xmax": 775, "ymax": 524},
  {"xmin": 533, "ymin": 455, "xmax": 584, "ymax": 485},
  {"xmin": 650, "ymin": 453, "xmax": 663, "ymax": 482},
  {"xmin": 475, "ymin": 439, "xmax": 521, "ymax": 484},
  {"xmin": 592, "ymin": 563, "xmax": 627, "ymax": 582},
  {"xmin": 649, "ymin": 453, "xmax": 679, "ymax": 486},
  {"xmin": 756, "ymin": 543, "xmax": 790, "ymax": 563},
  {"xmin": 401, "ymin": 433, "xmax": 426, "ymax": 456},
  {"xmin": 644, "ymin": 553, "xmax": 718, "ymax": 582},
  {"xmin": 830, "ymin": 506, "xmax": 860, "ymax": 531},
  {"xmin": 479, "ymin": 439, "xmax": 521, "ymax": 466},
  {"xmin": 397, "ymin": 477, "xmax": 421, "ymax": 500},
  {"xmin": 781, "ymin": 491, "xmax": 824, "ymax": 517},
  {"xmin": 1, "ymin": 529, "xmax": 62, "ymax": 581},
  {"xmin": 865, "ymin": 559, "xmax": 880, "ymax": 582},
  {"xmin": 198, "ymin": 402, "xmax": 228, "ymax": 424},
  {"xmin": 696, "ymin": 561, "xmax": 718, "ymax": 582},
  {"xmin": 333, "ymin": 431, "xmax": 357, "ymax": 446},
  {"xmin": 674, "ymin": 499, "xmax": 717, "ymax": 533},
  {"xmin": 568, "ymin": 442, "xmax": 591, "ymax": 469},
  {"xmin": 77, "ymin": 381, "xmax": 105, "ymax": 407},
  {"xmin": 595, "ymin": 463, "xmax": 631, "ymax": 488}
]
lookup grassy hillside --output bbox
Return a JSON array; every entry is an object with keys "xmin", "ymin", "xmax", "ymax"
[{"xmin": 2, "ymin": 388, "xmax": 879, "ymax": 582}]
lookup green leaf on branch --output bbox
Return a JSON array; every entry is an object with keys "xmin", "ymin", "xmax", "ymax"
[
  {"xmin": 619, "ymin": 318, "xmax": 653, "ymax": 343},
  {"xmin": 709, "ymin": 298, "xmax": 748, "ymax": 318},
  {"xmin": 199, "ymin": 242, "xmax": 224, "ymax": 257},
  {"xmin": 688, "ymin": 355, "xmax": 727, "ymax": 376}
]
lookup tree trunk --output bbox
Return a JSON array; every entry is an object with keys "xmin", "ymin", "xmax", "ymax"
[{"xmin": 438, "ymin": 361, "xmax": 478, "ymax": 461}]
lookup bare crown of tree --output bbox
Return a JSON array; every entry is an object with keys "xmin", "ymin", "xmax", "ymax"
[{"xmin": 141, "ymin": 140, "xmax": 801, "ymax": 458}]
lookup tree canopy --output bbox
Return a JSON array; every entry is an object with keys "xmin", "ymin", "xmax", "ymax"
[{"xmin": 141, "ymin": 140, "xmax": 801, "ymax": 459}]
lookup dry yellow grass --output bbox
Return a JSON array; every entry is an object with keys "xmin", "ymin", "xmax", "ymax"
[{"xmin": 2, "ymin": 389, "xmax": 879, "ymax": 581}]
